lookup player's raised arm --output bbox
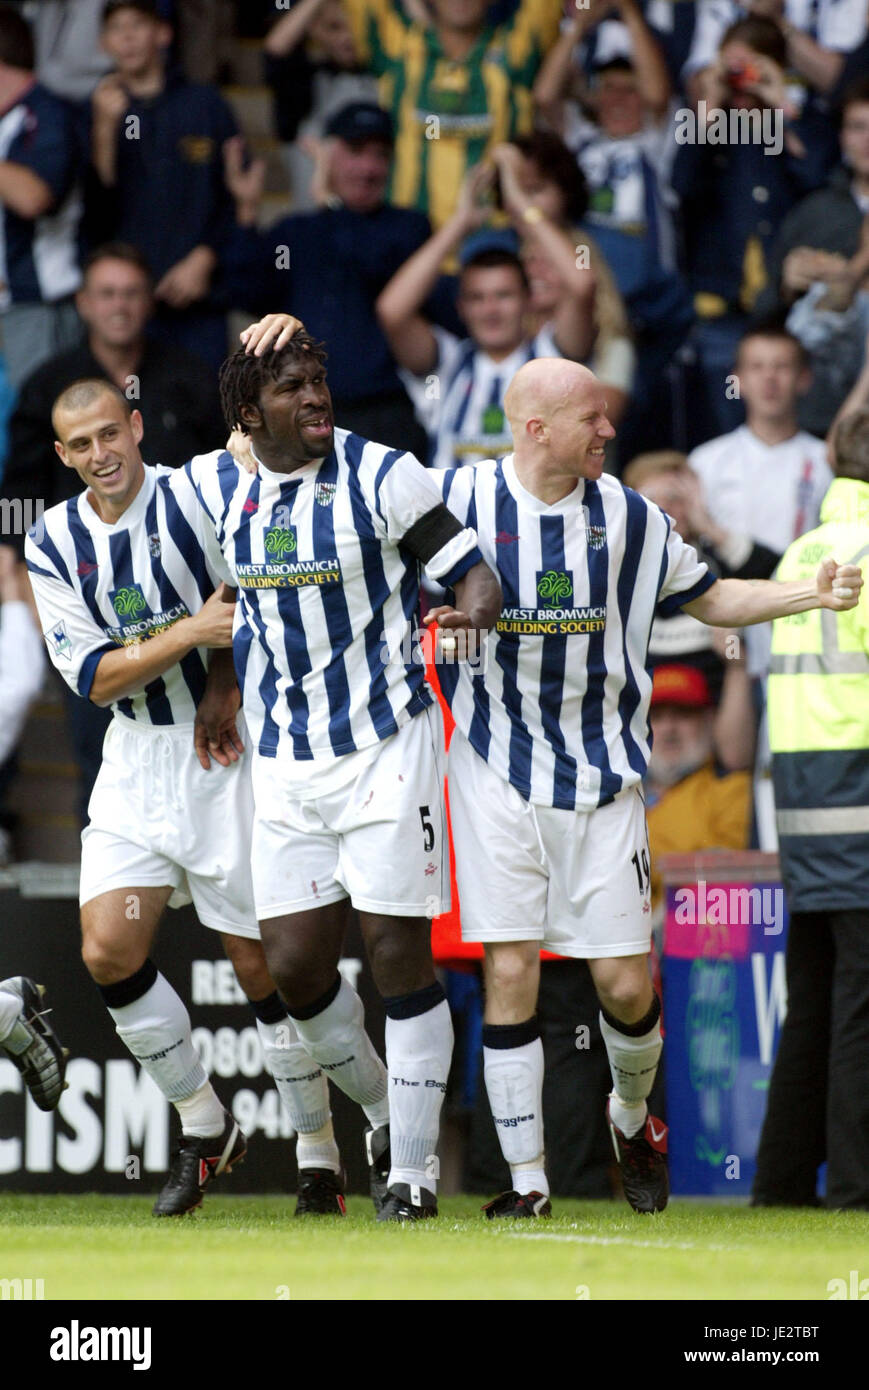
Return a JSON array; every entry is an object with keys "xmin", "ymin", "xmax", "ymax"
[
  {"xmin": 376, "ymin": 164, "xmax": 494, "ymax": 377},
  {"xmin": 682, "ymin": 560, "xmax": 864, "ymax": 627}
]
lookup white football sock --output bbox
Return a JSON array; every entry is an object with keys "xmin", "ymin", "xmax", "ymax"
[
  {"xmin": 599, "ymin": 1004, "xmax": 662, "ymax": 1139},
  {"xmin": 0, "ymin": 989, "xmax": 21, "ymax": 1042},
  {"xmin": 511, "ymin": 1157, "xmax": 549, "ymax": 1196},
  {"xmin": 174, "ymin": 1080, "xmax": 228, "ymax": 1138},
  {"xmin": 607, "ymin": 1093, "xmax": 647, "ymax": 1138},
  {"xmin": 255, "ymin": 1016, "xmax": 340, "ymax": 1172},
  {"xmin": 291, "ymin": 976, "xmax": 388, "ymax": 1126},
  {"xmin": 483, "ymin": 1031, "xmax": 548, "ymax": 1196},
  {"xmin": 107, "ymin": 971, "xmax": 220, "ymax": 1133},
  {"xmin": 385, "ymin": 992, "xmax": 453, "ymax": 1193},
  {"xmin": 296, "ymin": 1119, "xmax": 341, "ymax": 1174}
]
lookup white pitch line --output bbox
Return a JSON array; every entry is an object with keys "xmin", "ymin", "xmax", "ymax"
[{"xmin": 502, "ymin": 1231, "xmax": 739, "ymax": 1252}]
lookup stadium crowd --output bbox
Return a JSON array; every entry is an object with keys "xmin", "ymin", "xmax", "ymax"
[{"xmin": 0, "ymin": 0, "xmax": 867, "ymax": 1205}]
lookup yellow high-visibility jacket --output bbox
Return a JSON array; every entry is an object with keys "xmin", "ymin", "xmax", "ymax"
[{"xmin": 768, "ymin": 476, "xmax": 869, "ymax": 909}]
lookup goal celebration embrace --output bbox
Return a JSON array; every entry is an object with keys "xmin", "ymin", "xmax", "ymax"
[{"xmin": 151, "ymin": 305, "xmax": 856, "ymax": 1222}]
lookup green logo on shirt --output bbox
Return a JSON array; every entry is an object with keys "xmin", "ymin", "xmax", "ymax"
[
  {"xmin": 537, "ymin": 570, "xmax": 573, "ymax": 602},
  {"xmin": 111, "ymin": 584, "xmax": 147, "ymax": 619},
  {"xmin": 265, "ymin": 527, "xmax": 297, "ymax": 560}
]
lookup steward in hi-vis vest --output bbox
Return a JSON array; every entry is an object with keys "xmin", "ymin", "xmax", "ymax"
[
  {"xmin": 755, "ymin": 407, "xmax": 869, "ymax": 1212},
  {"xmin": 768, "ymin": 475, "xmax": 869, "ymax": 908}
]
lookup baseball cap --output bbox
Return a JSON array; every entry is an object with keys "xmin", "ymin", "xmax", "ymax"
[
  {"xmin": 458, "ymin": 226, "xmax": 521, "ymax": 267},
  {"xmin": 650, "ymin": 664, "xmax": 713, "ymax": 709},
  {"xmin": 324, "ymin": 102, "xmax": 394, "ymax": 145}
]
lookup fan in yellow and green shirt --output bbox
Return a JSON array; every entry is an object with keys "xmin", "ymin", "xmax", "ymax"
[{"xmin": 344, "ymin": 0, "xmax": 561, "ymax": 228}]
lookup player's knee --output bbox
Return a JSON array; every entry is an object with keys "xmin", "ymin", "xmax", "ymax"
[
  {"xmin": 485, "ymin": 943, "xmax": 538, "ymax": 1003},
  {"xmin": 265, "ymin": 953, "xmax": 334, "ymax": 1014},
  {"xmin": 80, "ymin": 927, "xmax": 143, "ymax": 987},
  {"xmin": 596, "ymin": 974, "xmax": 653, "ymax": 1022},
  {"xmin": 366, "ymin": 925, "xmax": 432, "ymax": 996},
  {"xmin": 223, "ymin": 934, "xmax": 273, "ymax": 1000}
]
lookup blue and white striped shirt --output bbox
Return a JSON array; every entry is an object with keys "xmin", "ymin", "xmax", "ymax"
[
  {"xmin": 435, "ymin": 456, "xmax": 716, "ymax": 811},
  {"xmin": 180, "ymin": 430, "xmax": 482, "ymax": 761},
  {"xmin": 25, "ymin": 464, "xmax": 224, "ymax": 724},
  {"xmin": 401, "ymin": 328, "xmax": 559, "ymax": 472}
]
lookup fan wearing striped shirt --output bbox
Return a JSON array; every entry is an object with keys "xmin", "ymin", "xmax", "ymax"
[
  {"xmin": 189, "ymin": 316, "xmax": 501, "ymax": 1221},
  {"xmin": 25, "ymin": 379, "xmax": 373, "ymax": 1219},
  {"xmin": 432, "ymin": 355, "xmax": 863, "ymax": 1219},
  {"xmin": 376, "ymin": 160, "xmax": 597, "ymax": 472}
]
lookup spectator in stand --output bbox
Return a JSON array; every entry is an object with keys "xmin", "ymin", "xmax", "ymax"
[
  {"xmin": 673, "ymin": 17, "xmax": 824, "ymax": 446},
  {"xmin": 0, "ymin": 4, "xmax": 84, "ymax": 387},
  {"xmin": 625, "ymin": 450, "xmax": 782, "ymax": 583},
  {"xmin": 681, "ymin": 0, "xmax": 862, "ymax": 113},
  {"xmin": 542, "ymin": 0, "xmax": 700, "ymax": 97},
  {"xmin": 263, "ymin": 0, "xmax": 377, "ymax": 210},
  {"xmin": 783, "ymin": 219, "xmax": 869, "ymax": 442},
  {"xmin": 501, "ymin": 132, "xmax": 636, "ymax": 428},
  {"xmin": 689, "ymin": 327, "xmax": 831, "ymax": 556},
  {"xmin": 534, "ymin": 0, "xmax": 693, "ymax": 460},
  {"xmin": 89, "ymin": 0, "xmax": 241, "ymax": 370},
  {"xmin": 241, "ymin": 102, "xmax": 435, "ymax": 458},
  {"xmin": 689, "ymin": 324, "xmax": 833, "ymax": 848},
  {"xmin": 644, "ymin": 661, "xmax": 755, "ymax": 920},
  {"xmin": 287, "ymin": 0, "xmax": 562, "ymax": 229},
  {"xmin": 755, "ymin": 78, "xmax": 869, "ymax": 435},
  {"xmin": 0, "ymin": 546, "xmax": 45, "ymax": 867},
  {"xmin": 685, "ymin": 0, "xmax": 850, "ymax": 197},
  {"xmin": 624, "ymin": 449, "xmax": 781, "ymax": 699},
  {"xmin": 376, "ymin": 160, "xmax": 602, "ymax": 470},
  {"xmin": 0, "ymin": 241, "xmax": 224, "ymax": 824},
  {"xmin": 0, "ymin": 242, "xmax": 224, "ymax": 550}
]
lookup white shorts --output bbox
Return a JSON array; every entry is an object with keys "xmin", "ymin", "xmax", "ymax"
[
  {"xmin": 79, "ymin": 716, "xmax": 259, "ymax": 939},
  {"xmin": 251, "ymin": 704, "xmax": 450, "ymax": 920},
  {"xmin": 447, "ymin": 732, "xmax": 652, "ymax": 959}
]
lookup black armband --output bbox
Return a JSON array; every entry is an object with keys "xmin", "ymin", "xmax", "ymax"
[{"xmin": 400, "ymin": 504, "xmax": 464, "ymax": 565}]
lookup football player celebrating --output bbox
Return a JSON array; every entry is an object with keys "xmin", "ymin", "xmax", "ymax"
[
  {"xmin": 26, "ymin": 380, "xmax": 380, "ymax": 1216},
  {"xmin": 435, "ymin": 356, "xmax": 862, "ymax": 1218},
  {"xmin": 186, "ymin": 320, "xmax": 501, "ymax": 1220}
]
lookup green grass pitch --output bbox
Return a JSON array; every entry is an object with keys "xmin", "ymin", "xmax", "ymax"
[{"xmin": 1, "ymin": 1194, "xmax": 867, "ymax": 1300}]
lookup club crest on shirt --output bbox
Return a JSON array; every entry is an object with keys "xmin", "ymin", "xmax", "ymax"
[
  {"xmin": 314, "ymin": 481, "xmax": 337, "ymax": 507},
  {"xmin": 47, "ymin": 621, "xmax": 72, "ymax": 661},
  {"xmin": 148, "ymin": 532, "xmax": 161, "ymax": 559},
  {"xmin": 110, "ymin": 584, "xmax": 148, "ymax": 620},
  {"xmin": 264, "ymin": 526, "xmax": 297, "ymax": 559},
  {"xmin": 580, "ymin": 505, "xmax": 607, "ymax": 550}
]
